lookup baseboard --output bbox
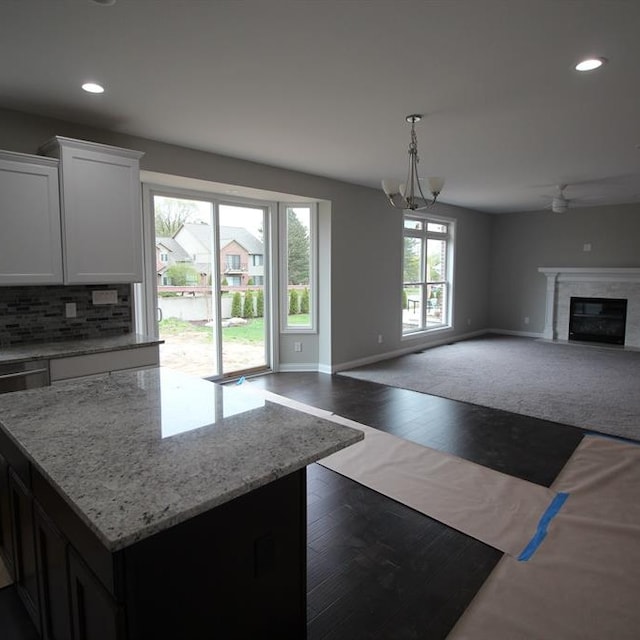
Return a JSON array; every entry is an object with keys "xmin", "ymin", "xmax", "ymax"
[
  {"xmin": 332, "ymin": 329, "xmax": 489, "ymax": 373},
  {"xmin": 277, "ymin": 329, "xmax": 544, "ymax": 375},
  {"xmin": 277, "ymin": 362, "xmax": 321, "ymax": 372}
]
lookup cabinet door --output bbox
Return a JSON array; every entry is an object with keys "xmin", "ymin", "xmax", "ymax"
[
  {"xmin": 9, "ymin": 469, "xmax": 41, "ymax": 633},
  {"xmin": 48, "ymin": 137, "xmax": 144, "ymax": 284},
  {"xmin": 68, "ymin": 548, "xmax": 122, "ymax": 640},
  {"xmin": 0, "ymin": 452, "xmax": 15, "ymax": 578},
  {"xmin": 34, "ymin": 502, "xmax": 72, "ymax": 640},
  {"xmin": 0, "ymin": 151, "xmax": 63, "ymax": 285}
]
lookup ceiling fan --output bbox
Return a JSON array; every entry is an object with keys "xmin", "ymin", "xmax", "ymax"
[
  {"xmin": 542, "ymin": 182, "xmax": 609, "ymax": 213},
  {"xmin": 550, "ymin": 184, "xmax": 569, "ymax": 213}
]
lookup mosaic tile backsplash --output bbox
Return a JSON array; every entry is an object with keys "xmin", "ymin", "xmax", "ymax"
[{"xmin": 0, "ymin": 284, "xmax": 133, "ymax": 346}]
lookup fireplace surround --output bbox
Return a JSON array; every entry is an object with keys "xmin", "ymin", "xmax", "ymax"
[{"xmin": 539, "ymin": 267, "xmax": 640, "ymax": 348}]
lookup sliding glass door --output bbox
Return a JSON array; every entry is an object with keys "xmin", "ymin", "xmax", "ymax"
[
  {"xmin": 151, "ymin": 192, "xmax": 270, "ymax": 379},
  {"xmin": 218, "ymin": 203, "xmax": 268, "ymax": 375}
]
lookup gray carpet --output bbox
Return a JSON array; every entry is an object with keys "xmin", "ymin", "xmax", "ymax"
[{"xmin": 339, "ymin": 335, "xmax": 640, "ymax": 441}]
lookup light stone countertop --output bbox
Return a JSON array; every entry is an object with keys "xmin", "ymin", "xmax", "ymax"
[
  {"xmin": 0, "ymin": 333, "xmax": 163, "ymax": 365},
  {"xmin": 0, "ymin": 367, "xmax": 363, "ymax": 551}
]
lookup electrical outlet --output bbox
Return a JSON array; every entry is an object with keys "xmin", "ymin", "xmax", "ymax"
[
  {"xmin": 467, "ymin": 318, "xmax": 471, "ymax": 326},
  {"xmin": 65, "ymin": 302, "xmax": 77, "ymax": 318},
  {"xmin": 583, "ymin": 242, "xmax": 592, "ymax": 252},
  {"xmin": 92, "ymin": 290, "xmax": 118, "ymax": 305},
  {"xmin": 294, "ymin": 342, "xmax": 302, "ymax": 352},
  {"xmin": 377, "ymin": 334, "xmax": 384, "ymax": 344},
  {"xmin": 524, "ymin": 316, "xmax": 530, "ymax": 325}
]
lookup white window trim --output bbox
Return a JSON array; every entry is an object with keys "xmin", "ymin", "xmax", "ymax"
[
  {"xmin": 401, "ymin": 212, "xmax": 455, "ymax": 339},
  {"xmin": 279, "ymin": 202, "xmax": 318, "ymax": 334}
]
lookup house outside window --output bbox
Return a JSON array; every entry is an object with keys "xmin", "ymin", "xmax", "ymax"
[
  {"xmin": 160, "ymin": 252, "xmax": 169, "ymax": 263},
  {"xmin": 402, "ymin": 214, "xmax": 454, "ymax": 336},
  {"xmin": 251, "ymin": 254, "xmax": 264, "ymax": 267}
]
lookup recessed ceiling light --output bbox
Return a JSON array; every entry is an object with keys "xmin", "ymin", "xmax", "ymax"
[
  {"xmin": 90, "ymin": 0, "xmax": 117, "ymax": 5},
  {"xmin": 575, "ymin": 57, "xmax": 607, "ymax": 72},
  {"xmin": 82, "ymin": 82, "xmax": 105, "ymax": 94}
]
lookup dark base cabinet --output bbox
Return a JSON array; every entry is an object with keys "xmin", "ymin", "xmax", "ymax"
[
  {"xmin": 0, "ymin": 451, "xmax": 15, "ymax": 579},
  {"xmin": 68, "ymin": 548, "xmax": 123, "ymax": 640},
  {"xmin": 0, "ymin": 437, "xmax": 308, "ymax": 640},
  {"xmin": 123, "ymin": 470, "xmax": 306, "ymax": 639},
  {"xmin": 10, "ymin": 469, "xmax": 41, "ymax": 635},
  {"xmin": 33, "ymin": 503, "xmax": 72, "ymax": 640}
]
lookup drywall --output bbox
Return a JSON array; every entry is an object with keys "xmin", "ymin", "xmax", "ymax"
[
  {"xmin": 0, "ymin": 107, "xmax": 492, "ymax": 370},
  {"xmin": 489, "ymin": 204, "xmax": 640, "ymax": 334}
]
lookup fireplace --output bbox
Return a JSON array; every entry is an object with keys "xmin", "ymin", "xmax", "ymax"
[
  {"xmin": 569, "ymin": 297, "xmax": 627, "ymax": 345},
  {"xmin": 539, "ymin": 267, "xmax": 640, "ymax": 348}
]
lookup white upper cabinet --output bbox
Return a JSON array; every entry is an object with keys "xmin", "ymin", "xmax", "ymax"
[
  {"xmin": 0, "ymin": 151, "xmax": 63, "ymax": 285},
  {"xmin": 40, "ymin": 137, "xmax": 145, "ymax": 284}
]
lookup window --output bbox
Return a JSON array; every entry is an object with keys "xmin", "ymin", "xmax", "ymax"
[
  {"xmin": 225, "ymin": 254, "xmax": 241, "ymax": 271},
  {"xmin": 402, "ymin": 214, "xmax": 454, "ymax": 335},
  {"xmin": 251, "ymin": 254, "xmax": 264, "ymax": 267},
  {"xmin": 160, "ymin": 252, "xmax": 169, "ymax": 263},
  {"xmin": 280, "ymin": 203, "xmax": 317, "ymax": 332}
]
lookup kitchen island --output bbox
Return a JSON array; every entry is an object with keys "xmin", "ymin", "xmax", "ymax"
[{"xmin": 0, "ymin": 367, "xmax": 363, "ymax": 639}]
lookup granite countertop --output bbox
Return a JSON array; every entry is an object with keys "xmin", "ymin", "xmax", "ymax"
[
  {"xmin": 0, "ymin": 333, "xmax": 163, "ymax": 365},
  {"xmin": 0, "ymin": 367, "xmax": 363, "ymax": 551}
]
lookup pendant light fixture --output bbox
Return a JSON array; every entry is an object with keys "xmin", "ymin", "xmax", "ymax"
[{"xmin": 381, "ymin": 114, "xmax": 444, "ymax": 210}]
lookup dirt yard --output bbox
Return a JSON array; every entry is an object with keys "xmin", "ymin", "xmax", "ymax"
[{"xmin": 159, "ymin": 333, "xmax": 265, "ymax": 378}]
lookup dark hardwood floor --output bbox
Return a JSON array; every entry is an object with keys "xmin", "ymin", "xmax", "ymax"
[
  {"xmin": 248, "ymin": 372, "xmax": 585, "ymax": 640},
  {"xmin": 1, "ymin": 372, "xmax": 585, "ymax": 640}
]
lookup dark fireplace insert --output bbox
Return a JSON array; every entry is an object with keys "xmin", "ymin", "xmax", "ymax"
[{"xmin": 569, "ymin": 297, "xmax": 628, "ymax": 345}]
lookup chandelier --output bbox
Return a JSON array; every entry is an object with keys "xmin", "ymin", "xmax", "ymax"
[{"xmin": 381, "ymin": 114, "xmax": 444, "ymax": 210}]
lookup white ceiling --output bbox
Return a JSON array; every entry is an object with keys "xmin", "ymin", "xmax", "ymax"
[{"xmin": 1, "ymin": 0, "xmax": 640, "ymax": 214}]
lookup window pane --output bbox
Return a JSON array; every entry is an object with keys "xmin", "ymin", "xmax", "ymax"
[
  {"xmin": 427, "ymin": 222, "xmax": 447, "ymax": 233},
  {"xmin": 403, "ymin": 237, "xmax": 423, "ymax": 283},
  {"xmin": 285, "ymin": 206, "xmax": 312, "ymax": 329},
  {"xmin": 404, "ymin": 217, "xmax": 424, "ymax": 231},
  {"xmin": 402, "ymin": 285, "xmax": 422, "ymax": 332},
  {"xmin": 427, "ymin": 283, "xmax": 446, "ymax": 326},
  {"xmin": 427, "ymin": 238, "xmax": 446, "ymax": 282}
]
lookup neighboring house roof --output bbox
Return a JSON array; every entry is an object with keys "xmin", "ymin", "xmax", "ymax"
[
  {"xmin": 156, "ymin": 237, "xmax": 192, "ymax": 262},
  {"xmin": 219, "ymin": 226, "xmax": 263, "ymax": 255},
  {"xmin": 176, "ymin": 223, "xmax": 213, "ymax": 254},
  {"xmin": 176, "ymin": 223, "xmax": 263, "ymax": 255}
]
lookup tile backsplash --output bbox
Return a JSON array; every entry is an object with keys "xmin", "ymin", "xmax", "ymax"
[{"xmin": 0, "ymin": 285, "xmax": 132, "ymax": 346}]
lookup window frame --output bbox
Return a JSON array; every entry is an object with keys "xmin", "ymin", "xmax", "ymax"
[
  {"xmin": 402, "ymin": 212, "xmax": 455, "ymax": 338},
  {"xmin": 279, "ymin": 202, "xmax": 318, "ymax": 334}
]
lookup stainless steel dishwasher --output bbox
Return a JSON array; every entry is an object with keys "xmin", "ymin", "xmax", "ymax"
[{"xmin": 0, "ymin": 360, "xmax": 50, "ymax": 393}]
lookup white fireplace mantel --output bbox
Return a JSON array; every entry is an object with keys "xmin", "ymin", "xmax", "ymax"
[
  {"xmin": 539, "ymin": 267, "xmax": 640, "ymax": 283},
  {"xmin": 538, "ymin": 267, "xmax": 640, "ymax": 344}
]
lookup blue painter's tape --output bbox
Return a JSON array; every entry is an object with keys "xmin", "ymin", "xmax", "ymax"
[
  {"xmin": 517, "ymin": 492, "xmax": 570, "ymax": 562},
  {"xmin": 236, "ymin": 376, "xmax": 246, "ymax": 385}
]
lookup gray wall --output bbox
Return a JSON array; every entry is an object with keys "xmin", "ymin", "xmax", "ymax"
[
  {"xmin": 0, "ymin": 107, "xmax": 493, "ymax": 370},
  {"xmin": 489, "ymin": 203, "xmax": 640, "ymax": 334}
]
